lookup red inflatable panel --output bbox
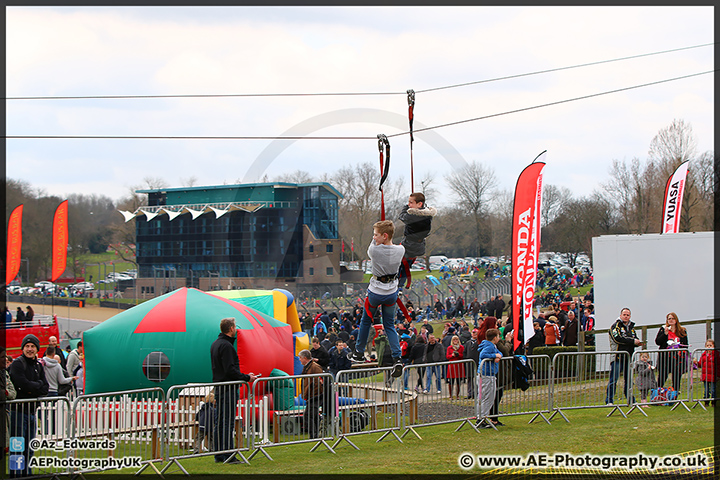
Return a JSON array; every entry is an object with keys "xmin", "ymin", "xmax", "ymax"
[{"xmin": 236, "ymin": 321, "xmax": 294, "ymax": 381}]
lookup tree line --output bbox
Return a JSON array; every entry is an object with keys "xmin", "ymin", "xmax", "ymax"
[{"xmin": 5, "ymin": 119, "xmax": 715, "ymax": 283}]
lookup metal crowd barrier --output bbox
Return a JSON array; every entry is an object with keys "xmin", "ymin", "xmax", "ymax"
[
  {"xmin": 490, "ymin": 355, "xmax": 552, "ymax": 425},
  {"xmin": 689, "ymin": 348, "xmax": 718, "ymax": 410},
  {"xmin": 333, "ymin": 365, "xmax": 403, "ymax": 449},
  {"xmin": 248, "ymin": 373, "xmax": 336, "ymax": 461},
  {"xmin": 401, "ymin": 359, "xmax": 478, "ymax": 438},
  {"xmin": 550, "ymin": 351, "xmax": 630, "ymax": 421},
  {"xmin": 70, "ymin": 387, "xmax": 165, "ymax": 476},
  {"xmin": 162, "ymin": 381, "xmax": 251, "ymax": 474},
  {"xmin": 4, "ymin": 396, "xmax": 72, "ymax": 478},
  {"xmin": 626, "ymin": 349, "xmax": 692, "ymax": 416}
]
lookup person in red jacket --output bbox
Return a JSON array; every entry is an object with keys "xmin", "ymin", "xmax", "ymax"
[
  {"xmin": 695, "ymin": 339, "xmax": 719, "ymax": 406},
  {"xmin": 445, "ymin": 335, "xmax": 465, "ymax": 399}
]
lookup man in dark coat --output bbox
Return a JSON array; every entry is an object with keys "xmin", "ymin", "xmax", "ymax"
[
  {"xmin": 210, "ymin": 317, "xmax": 258, "ymax": 464},
  {"xmin": 9, "ymin": 334, "xmax": 49, "ymax": 477},
  {"xmin": 562, "ymin": 310, "xmax": 579, "ymax": 346},
  {"xmin": 493, "ymin": 295, "xmax": 505, "ymax": 320},
  {"xmin": 463, "ymin": 328, "xmax": 480, "ymax": 398},
  {"xmin": 299, "ymin": 349, "xmax": 325, "ymax": 438}
]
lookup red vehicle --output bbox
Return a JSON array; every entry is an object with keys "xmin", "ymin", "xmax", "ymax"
[{"xmin": 2, "ymin": 315, "xmax": 60, "ymax": 357}]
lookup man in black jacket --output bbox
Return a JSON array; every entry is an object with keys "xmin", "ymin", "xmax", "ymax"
[
  {"xmin": 605, "ymin": 308, "xmax": 642, "ymax": 405},
  {"xmin": 210, "ymin": 318, "xmax": 258, "ymax": 464},
  {"xmin": 463, "ymin": 328, "xmax": 480, "ymax": 399},
  {"xmin": 9, "ymin": 334, "xmax": 48, "ymax": 477}
]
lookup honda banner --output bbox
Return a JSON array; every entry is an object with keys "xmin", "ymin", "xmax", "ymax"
[{"xmin": 511, "ymin": 152, "xmax": 546, "ymax": 352}]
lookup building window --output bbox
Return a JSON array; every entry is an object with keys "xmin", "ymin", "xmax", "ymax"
[
  {"xmin": 326, "ymin": 267, "xmax": 333, "ymax": 276},
  {"xmin": 142, "ymin": 351, "xmax": 171, "ymax": 382},
  {"xmin": 309, "ymin": 244, "xmax": 314, "ymax": 253},
  {"xmin": 309, "ymin": 267, "xmax": 314, "ymax": 276},
  {"xmin": 326, "ymin": 244, "xmax": 333, "ymax": 253}
]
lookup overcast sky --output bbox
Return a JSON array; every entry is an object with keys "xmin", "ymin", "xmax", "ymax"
[{"xmin": 6, "ymin": 6, "xmax": 714, "ymax": 206}]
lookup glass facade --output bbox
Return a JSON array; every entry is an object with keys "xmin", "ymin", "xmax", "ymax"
[{"xmin": 135, "ymin": 184, "xmax": 339, "ymax": 281}]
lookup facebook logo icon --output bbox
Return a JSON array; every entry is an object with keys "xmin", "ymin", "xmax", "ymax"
[
  {"xmin": 9, "ymin": 437, "xmax": 24, "ymax": 452},
  {"xmin": 9, "ymin": 455, "xmax": 25, "ymax": 471}
]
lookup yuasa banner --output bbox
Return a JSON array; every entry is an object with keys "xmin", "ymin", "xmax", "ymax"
[
  {"xmin": 511, "ymin": 152, "xmax": 546, "ymax": 352},
  {"xmin": 51, "ymin": 200, "xmax": 69, "ymax": 282},
  {"xmin": 661, "ymin": 161, "xmax": 689, "ymax": 234},
  {"xmin": 6, "ymin": 205, "xmax": 24, "ymax": 285}
]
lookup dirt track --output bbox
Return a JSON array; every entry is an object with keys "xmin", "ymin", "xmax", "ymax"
[{"xmin": 7, "ymin": 301, "xmax": 124, "ymax": 323}]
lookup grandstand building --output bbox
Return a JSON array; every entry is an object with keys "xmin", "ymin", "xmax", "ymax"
[{"xmin": 120, "ymin": 182, "xmax": 358, "ymax": 296}]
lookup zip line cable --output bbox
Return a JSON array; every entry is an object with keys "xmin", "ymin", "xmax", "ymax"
[
  {"xmin": 390, "ymin": 70, "xmax": 715, "ymax": 137},
  {"xmin": 5, "ymin": 42, "xmax": 713, "ymax": 101},
  {"xmin": 414, "ymin": 42, "xmax": 715, "ymax": 93},
  {"xmin": 6, "ymin": 70, "xmax": 713, "ymax": 141}
]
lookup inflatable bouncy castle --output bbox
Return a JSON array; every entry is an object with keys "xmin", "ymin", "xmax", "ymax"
[{"xmin": 82, "ymin": 287, "xmax": 308, "ymax": 394}]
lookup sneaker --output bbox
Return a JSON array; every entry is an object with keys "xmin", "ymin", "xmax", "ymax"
[
  {"xmin": 437, "ymin": 390, "xmax": 442, "ymax": 394},
  {"xmin": 414, "ymin": 386, "xmax": 422, "ymax": 393},
  {"xmin": 422, "ymin": 389, "xmax": 429, "ymax": 394},
  {"xmin": 390, "ymin": 358, "xmax": 403, "ymax": 378},
  {"xmin": 348, "ymin": 350, "xmax": 366, "ymax": 363}
]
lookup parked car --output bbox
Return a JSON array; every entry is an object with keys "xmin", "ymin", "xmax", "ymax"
[
  {"xmin": 106, "ymin": 273, "xmax": 133, "ymax": 282},
  {"xmin": 71, "ymin": 282, "xmax": 95, "ymax": 291}
]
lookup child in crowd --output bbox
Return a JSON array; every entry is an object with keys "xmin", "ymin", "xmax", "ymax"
[
  {"xmin": 695, "ymin": 339, "xmax": 719, "ymax": 406},
  {"xmin": 633, "ymin": 352, "xmax": 656, "ymax": 406},
  {"xmin": 349, "ymin": 220, "xmax": 405, "ymax": 378},
  {"xmin": 477, "ymin": 328, "xmax": 502, "ymax": 427},
  {"xmin": 194, "ymin": 390, "xmax": 216, "ymax": 454}
]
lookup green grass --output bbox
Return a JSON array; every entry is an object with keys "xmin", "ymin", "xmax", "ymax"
[{"xmin": 133, "ymin": 405, "xmax": 714, "ymax": 475}]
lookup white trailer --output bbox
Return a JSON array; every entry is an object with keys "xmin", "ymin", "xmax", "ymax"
[{"xmin": 591, "ymin": 232, "xmax": 715, "ymax": 350}]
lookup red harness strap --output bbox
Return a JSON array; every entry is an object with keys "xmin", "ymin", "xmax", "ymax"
[
  {"xmin": 400, "ymin": 257, "xmax": 414, "ymax": 288},
  {"xmin": 396, "ymin": 297, "xmax": 411, "ymax": 322},
  {"xmin": 364, "ymin": 295, "xmax": 397, "ymax": 318}
]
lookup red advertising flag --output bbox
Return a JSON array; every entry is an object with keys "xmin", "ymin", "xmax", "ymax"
[
  {"xmin": 6, "ymin": 205, "xmax": 24, "ymax": 285},
  {"xmin": 351, "ymin": 238, "xmax": 354, "ymax": 252},
  {"xmin": 51, "ymin": 200, "xmax": 69, "ymax": 282},
  {"xmin": 661, "ymin": 161, "xmax": 690, "ymax": 234},
  {"xmin": 511, "ymin": 152, "xmax": 546, "ymax": 352},
  {"xmin": 341, "ymin": 240, "xmax": 345, "ymax": 253}
]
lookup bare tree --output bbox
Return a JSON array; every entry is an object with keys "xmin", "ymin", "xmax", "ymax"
[
  {"xmin": 601, "ymin": 158, "xmax": 662, "ymax": 234},
  {"xmin": 445, "ymin": 161, "xmax": 498, "ymax": 255},
  {"xmin": 542, "ymin": 184, "xmax": 573, "ymax": 227},
  {"xmin": 331, "ymin": 162, "xmax": 382, "ymax": 261},
  {"xmin": 648, "ymin": 119, "xmax": 697, "ymax": 167},
  {"xmin": 647, "ymin": 119, "xmax": 711, "ymax": 232},
  {"xmin": 180, "ymin": 175, "xmax": 199, "ymax": 187},
  {"xmin": 142, "ymin": 176, "xmax": 169, "ymax": 189},
  {"xmin": 273, "ymin": 170, "xmax": 315, "ymax": 183}
]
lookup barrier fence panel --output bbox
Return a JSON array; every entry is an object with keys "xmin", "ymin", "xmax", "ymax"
[
  {"xmin": 488, "ymin": 355, "xmax": 552, "ymax": 425},
  {"xmin": 550, "ymin": 351, "xmax": 630, "ymax": 422},
  {"xmin": 4, "ymin": 396, "xmax": 72, "ymax": 478},
  {"xmin": 332, "ymin": 365, "xmax": 402, "ymax": 450},
  {"xmin": 627, "ymin": 349, "xmax": 693, "ymax": 416},
  {"xmin": 689, "ymin": 348, "xmax": 718, "ymax": 410},
  {"xmin": 162, "ymin": 381, "xmax": 250, "ymax": 474},
  {"xmin": 248, "ymin": 373, "xmax": 336, "ymax": 461},
  {"xmin": 401, "ymin": 359, "xmax": 477, "ymax": 438},
  {"xmin": 71, "ymin": 387, "xmax": 165, "ymax": 476}
]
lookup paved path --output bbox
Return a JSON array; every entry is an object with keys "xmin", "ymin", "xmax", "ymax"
[{"xmin": 7, "ymin": 301, "xmax": 127, "ymax": 341}]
